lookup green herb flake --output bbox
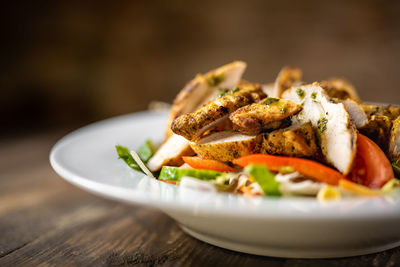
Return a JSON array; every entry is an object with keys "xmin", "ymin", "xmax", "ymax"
[
  {"xmin": 280, "ymin": 106, "xmax": 287, "ymax": 114},
  {"xmin": 296, "ymin": 88, "xmax": 305, "ymax": 99},
  {"xmin": 262, "ymin": 98, "xmax": 279, "ymax": 105},
  {"xmin": 208, "ymin": 74, "xmax": 225, "ymax": 87},
  {"xmin": 231, "ymin": 87, "xmax": 240, "ymax": 93},
  {"xmin": 392, "ymin": 160, "xmax": 400, "ymax": 178},
  {"xmin": 115, "ymin": 145, "xmax": 141, "ymax": 172},
  {"xmin": 279, "ymin": 166, "xmax": 295, "ymax": 174},
  {"xmin": 311, "ymin": 92, "xmax": 317, "ymax": 99},
  {"xmin": 217, "ymin": 87, "xmax": 240, "ymax": 97},
  {"xmin": 317, "ymin": 117, "xmax": 328, "ymax": 133},
  {"xmin": 217, "ymin": 88, "xmax": 230, "ymax": 97}
]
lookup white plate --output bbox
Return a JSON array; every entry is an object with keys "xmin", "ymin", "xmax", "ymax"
[{"xmin": 50, "ymin": 110, "xmax": 400, "ymax": 258}]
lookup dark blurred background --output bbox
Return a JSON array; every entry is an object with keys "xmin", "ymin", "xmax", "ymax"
[{"xmin": 1, "ymin": 0, "xmax": 400, "ymax": 139}]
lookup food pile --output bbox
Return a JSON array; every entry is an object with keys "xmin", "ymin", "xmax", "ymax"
[{"xmin": 117, "ymin": 61, "xmax": 400, "ymax": 200}]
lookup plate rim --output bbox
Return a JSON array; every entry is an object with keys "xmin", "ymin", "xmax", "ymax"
[{"xmin": 50, "ymin": 110, "xmax": 400, "ymax": 220}]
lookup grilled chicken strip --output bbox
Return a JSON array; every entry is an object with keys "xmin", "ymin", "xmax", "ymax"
[
  {"xmin": 190, "ymin": 131, "xmax": 262, "ymax": 162},
  {"xmin": 269, "ymin": 66, "xmax": 303, "ymax": 98},
  {"xmin": 320, "ymin": 78, "xmax": 360, "ymax": 103},
  {"xmin": 353, "ymin": 103, "xmax": 400, "ymax": 151},
  {"xmin": 150, "ymin": 62, "xmax": 246, "ymax": 171},
  {"xmin": 389, "ymin": 116, "xmax": 400, "ymax": 161},
  {"xmin": 147, "ymin": 134, "xmax": 195, "ymax": 171},
  {"xmin": 260, "ymin": 123, "xmax": 317, "ymax": 158},
  {"xmin": 361, "ymin": 104, "xmax": 400, "ymax": 120},
  {"xmin": 341, "ymin": 99, "xmax": 369, "ymax": 128},
  {"xmin": 171, "ymin": 83, "xmax": 266, "ymax": 141},
  {"xmin": 282, "ymin": 82, "xmax": 357, "ymax": 175},
  {"xmin": 165, "ymin": 61, "xmax": 246, "ymax": 140},
  {"xmin": 229, "ymin": 98, "xmax": 302, "ymax": 135},
  {"xmin": 359, "ymin": 115, "xmax": 392, "ymax": 151}
]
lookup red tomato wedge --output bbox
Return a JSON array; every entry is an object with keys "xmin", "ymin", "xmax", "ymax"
[
  {"xmin": 348, "ymin": 134, "xmax": 394, "ymax": 189},
  {"xmin": 233, "ymin": 154, "xmax": 346, "ymax": 185},
  {"xmin": 182, "ymin": 156, "xmax": 236, "ymax": 172}
]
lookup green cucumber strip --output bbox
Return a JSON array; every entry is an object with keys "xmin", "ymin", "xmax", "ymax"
[
  {"xmin": 138, "ymin": 139, "xmax": 156, "ymax": 163},
  {"xmin": 245, "ymin": 164, "xmax": 281, "ymax": 196},
  {"xmin": 159, "ymin": 166, "xmax": 222, "ymax": 181}
]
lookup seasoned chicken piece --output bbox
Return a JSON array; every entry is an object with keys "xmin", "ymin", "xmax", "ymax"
[
  {"xmin": 260, "ymin": 123, "xmax": 318, "ymax": 158},
  {"xmin": 361, "ymin": 104, "xmax": 400, "ymax": 120},
  {"xmin": 341, "ymin": 99, "xmax": 368, "ymax": 128},
  {"xmin": 262, "ymin": 82, "xmax": 274, "ymax": 97},
  {"xmin": 358, "ymin": 104, "xmax": 400, "ymax": 151},
  {"xmin": 151, "ymin": 62, "xmax": 246, "ymax": 172},
  {"xmin": 147, "ymin": 134, "xmax": 195, "ymax": 172},
  {"xmin": 320, "ymin": 78, "xmax": 360, "ymax": 103},
  {"xmin": 229, "ymin": 98, "xmax": 302, "ymax": 135},
  {"xmin": 359, "ymin": 115, "xmax": 392, "ymax": 151},
  {"xmin": 282, "ymin": 83, "xmax": 357, "ymax": 175},
  {"xmin": 171, "ymin": 84, "xmax": 266, "ymax": 141},
  {"xmin": 342, "ymin": 101, "xmax": 398, "ymax": 152},
  {"xmin": 165, "ymin": 61, "xmax": 246, "ymax": 140},
  {"xmin": 190, "ymin": 131, "xmax": 262, "ymax": 162},
  {"xmin": 269, "ymin": 66, "xmax": 303, "ymax": 98},
  {"xmin": 389, "ymin": 116, "xmax": 400, "ymax": 161}
]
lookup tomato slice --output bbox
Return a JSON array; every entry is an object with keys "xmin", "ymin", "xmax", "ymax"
[{"xmin": 348, "ymin": 134, "xmax": 394, "ymax": 189}]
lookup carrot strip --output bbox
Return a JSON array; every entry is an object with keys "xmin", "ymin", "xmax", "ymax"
[
  {"xmin": 161, "ymin": 180, "xmax": 177, "ymax": 185},
  {"xmin": 339, "ymin": 179, "xmax": 381, "ymax": 197},
  {"xmin": 233, "ymin": 154, "xmax": 346, "ymax": 185}
]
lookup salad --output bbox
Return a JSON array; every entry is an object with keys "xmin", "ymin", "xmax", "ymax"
[{"xmin": 116, "ymin": 61, "xmax": 400, "ymax": 200}]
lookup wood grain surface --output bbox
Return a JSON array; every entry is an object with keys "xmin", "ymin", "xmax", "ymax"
[{"xmin": 1, "ymin": 130, "xmax": 400, "ymax": 266}]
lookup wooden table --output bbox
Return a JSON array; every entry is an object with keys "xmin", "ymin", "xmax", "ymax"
[{"xmin": 1, "ymin": 131, "xmax": 400, "ymax": 266}]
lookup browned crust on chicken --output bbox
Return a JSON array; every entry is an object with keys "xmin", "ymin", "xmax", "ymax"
[
  {"xmin": 389, "ymin": 116, "xmax": 400, "ymax": 161},
  {"xmin": 171, "ymin": 84, "xmax": 266, "ymax": 141},
  {"xmin": 260, "ymin": 123, "xmax": 318, "ymax": 158},
  {"xmin": 229, "ymin": 98, "xmax": 302, "ymax": 135},
  {"xmin": 320, "ymin": 78, "xmax": 360, "ymax": 103},
  {"xmin": 361, "ymin": 104, "xmax": 400, "ymax": 120},
  {"xmin": 164, "ymin": 61, "xmax": 246, "ymax": 141},
  {"xmin": 359, "ymin": 115, "xmax": 392, "ymax": 152}
]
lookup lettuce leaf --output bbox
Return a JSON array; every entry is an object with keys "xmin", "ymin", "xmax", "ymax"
[{"xmin": 115, "ymin": 145, "xmax": 142, "ymax": 172}]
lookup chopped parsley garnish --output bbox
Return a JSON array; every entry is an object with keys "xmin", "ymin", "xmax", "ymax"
[
  {"xmin": 296, "ymin": 88, "xmax": 305, "ymax": 99},
  {"xmin": 311, "ymin": 92, "xmax": 317, "ymax": 99},
  {"xmin": 280, "ymin": 106, "xmax": 287, "ymax": 114},
  {"xmin": 317, "ymin": 117, "xmax": 328, "ymax": 133},
  {"xmin": 208, "ymin": 74, "xmax": 225, "ymax": 87},
  {"xmin": 217, "ymin": 87, "xmax": 240, "ymax": 97},
  {"xmin": 262, "ymin": 98, "xmax": 279, "ymax": 105}
]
